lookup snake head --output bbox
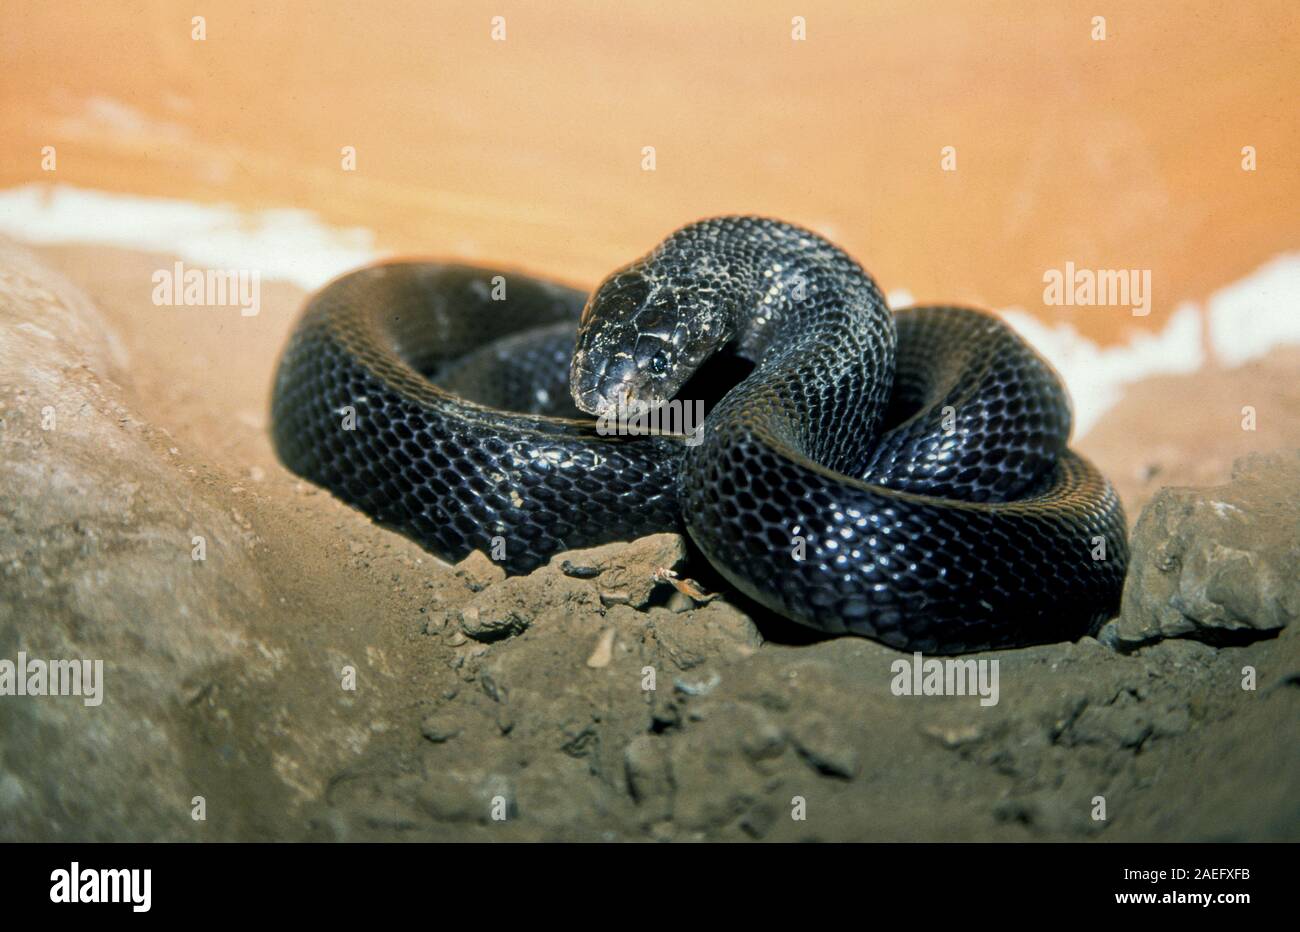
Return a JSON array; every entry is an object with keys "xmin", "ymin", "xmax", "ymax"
[{"xmin": 570, "ymin": 264, "xmax": 732, "ymax": 417}]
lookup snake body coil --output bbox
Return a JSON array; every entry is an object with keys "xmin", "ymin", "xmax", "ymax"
[{"xmin": 272, "ymin": 217, "xmax": 1127, "ymax": 652}]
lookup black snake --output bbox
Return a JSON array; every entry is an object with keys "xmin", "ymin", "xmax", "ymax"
[{"xmin": 271, "ymin": 216, "xmax": 1127, "ymax": 652}]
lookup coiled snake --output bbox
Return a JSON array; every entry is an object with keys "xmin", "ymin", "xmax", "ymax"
[{"xmin": 272, "ymin": 216, "xmax": 1127, "ymax": 652}]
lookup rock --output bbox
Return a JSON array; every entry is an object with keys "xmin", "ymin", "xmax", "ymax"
[
  {"xmin": 0, "ymin": 239, "xmax": 440, "ymax": 841},
  {"xmin": 453, "ymin": 550, "xmax": 506, "ymax": 592},
  {"xmin": 1103, "ymin": 451, "xmax": 1300, "ymax": 649},
  {"xmin": 557, "ymin": 560, "xmax": 601, "ymax": 579},
  {"xmin": 420, "ymin": 714, "xmax": 460, "ymax": 743},
  {"xmin": 673, "ymin": 671, "xmax": 722, "ymax": 696},
  {"xmin": 458, "ymin": 572, "xmax": 599, "ymax": 641},
  {"xmin": 550, "ymin": 533, "xmax": 687, "ymax": 607},
  {"xmin": 585, "ymin": 627, "xmax": 616, "ymax": 668},
  {"xmin": 0, "ymin": 241, "xmax": 256, "ymax": 839}
]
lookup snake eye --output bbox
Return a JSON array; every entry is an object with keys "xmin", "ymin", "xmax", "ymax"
[{"xmin": 648, "ymin": 351, "xmax": 670, "ymax": 375}]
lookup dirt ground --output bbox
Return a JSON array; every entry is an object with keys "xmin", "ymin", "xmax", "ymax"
[{"xmin": 1, "ymin": 239, "xmax": 1296, "ymax": 841}]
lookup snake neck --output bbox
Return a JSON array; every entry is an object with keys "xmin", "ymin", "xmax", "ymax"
[
  {"xmin": 657, "ymin": 217, "xmax": 896, "ymax": 472},
  {"xmin": 666, "ymin": 218, "xmax": 882, "ymax": 360}
]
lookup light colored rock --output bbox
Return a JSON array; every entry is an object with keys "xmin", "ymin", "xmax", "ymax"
[
  {"xmin": 0, "ymin": 238, "xmax": 417, "ymax": 841},
  {"xmin": 585, "ymin": 627, "xmax": 616, "ymax": 668},
  {"xmin": 1103, "ymin": 450, "xmax": 1300, "ymax": 648},
  {"xmin": 0, "ymin": 240, "xmax": 254, "ymax": 839}
]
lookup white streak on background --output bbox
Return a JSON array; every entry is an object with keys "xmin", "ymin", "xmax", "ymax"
[
  {"xmin": 0, "ymin": 183, "xmax": 1297, "ymax": 438},
  {"xmin": 1207, "ymin": 254, "xmax": 1300, "ymax": 367},
  {"xmin": 1002, "ymin": 252, "xmax": 1300, "ymax": 436},
  {"xmin": 1001, "ymin": 304, "xmax": 1205, "ymax": 438},
  {"xmin": 0, "ymin": 183, "xmax": 377, "ymax": 289}
]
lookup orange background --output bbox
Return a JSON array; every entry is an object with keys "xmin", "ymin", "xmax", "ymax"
[{"xmin": 2, "ymin": 0, "xmax": 1297, "ymax": 344}]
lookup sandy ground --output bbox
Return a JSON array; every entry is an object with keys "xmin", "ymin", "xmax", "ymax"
[{"xmin": 2, "ymin": 239, "xmax": 1296, "ymax": 841}]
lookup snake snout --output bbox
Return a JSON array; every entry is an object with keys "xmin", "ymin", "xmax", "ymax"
[{"xmin": 570, "ymin": 352, "xmax": 639, "ymax": 417}]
